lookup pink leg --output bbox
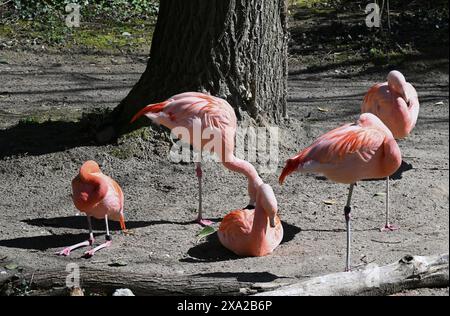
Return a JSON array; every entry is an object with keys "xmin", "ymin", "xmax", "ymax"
[
  {"xmin": 56, "ymin": 216, "xmax": 94, "ymax": 256},
  {"xmin": 84, "ymin": 240, "xmax": 112, "ymax": 258},
  {"xmin": 84, "ymin": 215, "xmax": 112, "ymax": 258},
  {"xmin": 195, "ymin": 162, "xmax": 213, "ymax": 226},
  {"xmin": 380, "ymin": 177, "xmax": 400, "ymax": 232}
]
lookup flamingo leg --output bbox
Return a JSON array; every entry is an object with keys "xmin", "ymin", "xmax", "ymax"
[
  {"xmin": 56, "ymin": 216, "xmax": 95, "ymax": 256},
  {"xmin": 344, "ymin": 184, "xmax": 355, "ymax": 272},
  {"xmin": 381, "ymin": 177, "xmax": 400, "ymax": 232},
  {"xmin": 84, "ymin": 216, "xmax": 112, "ymax": 258},
  {"xmin": 195, "ymin": 162, "xmax": 213, "ymax": 226}
]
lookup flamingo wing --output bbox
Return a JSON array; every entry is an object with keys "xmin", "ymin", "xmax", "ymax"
[
  {"xmin": 310, "ymin": 124, "xmax": 385, "ymax": 164},
  {"xmin": 280, "ymin": 124, "xmax": 385, "ymax": 184},
  {"xmin": 219, "ymin": 210, "xmax": 253, "ymax": 235}
]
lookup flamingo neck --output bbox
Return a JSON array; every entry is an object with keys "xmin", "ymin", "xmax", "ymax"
[
  {"xmin": 222, "ymin": 157, "xmax": 263, "ymax": 204},
  {"xmin": 250, "ymin": 203, "xmax": 269, "ymax": 243}
]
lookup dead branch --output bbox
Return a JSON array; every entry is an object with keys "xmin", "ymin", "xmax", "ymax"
[{"xmin": 255, "ymin": 253, "xmax": 449, "ymax": 296}]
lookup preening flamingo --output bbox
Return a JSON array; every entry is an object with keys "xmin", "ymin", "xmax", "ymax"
[
  {"xmin": 218, "ymin": 183, "xmax": 283, "ymax": 257},
  {"xmin": 57, "ymin": 161, "xmax": 127, "ymax": 257},
  {"xmin": 279, "ymin": 113, "xmax": 402, "ymax": 271},
  {"xmin": 362, "ymin": 70, "xmax": 420, "ymax": 231},
  {"xmin": 130, "ymin": 92, "xmax": 263, "ymax": 226}
]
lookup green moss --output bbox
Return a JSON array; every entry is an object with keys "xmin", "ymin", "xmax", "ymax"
[
  {"xmin": 124, "ymin": 127, "xmax": 153, "ymax": 142},
  {"xmin": 0, "ymin": 18, "xmax": 154, "ymax": 52}
]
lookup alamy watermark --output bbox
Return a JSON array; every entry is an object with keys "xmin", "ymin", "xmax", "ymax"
[
  {"xmin": 65, "ymin": 263, "xmax": 80, "ymax": 289},
  {"xmin": 167, "ymin": 123, "xmax": 280, "ymax": 174},
  {"xmin": 365, "ymin": 3, "xmax": 381, "ymax": 28},
  {"xmin": 65, "ymin": 3, "xmax": 81, "ymax": 28}
]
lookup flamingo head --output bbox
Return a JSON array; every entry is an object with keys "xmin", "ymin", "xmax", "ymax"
[
  {"xmin": 387, "ymin": 70, "xmax": 409, "ymax": 103},
  {"xmin": 257, "ymin": 184, "xmax": 278, "ymax": 228},
  {"xmin": 279, "ymin": 158, "xmax": 300, "ymax": 185},
  {"xmin": 358, "ymin": 113, "xmax": 394, "ymax": 138}
]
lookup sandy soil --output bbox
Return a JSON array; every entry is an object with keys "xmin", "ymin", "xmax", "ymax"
[{"xmin": 0, "ymin": 48, "xmax": 448, "ymax": 295}]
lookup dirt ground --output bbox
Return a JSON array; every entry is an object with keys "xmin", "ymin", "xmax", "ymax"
[{"xmin": 0, "ymin": 46, "xmax": 448, "ymax": 295}]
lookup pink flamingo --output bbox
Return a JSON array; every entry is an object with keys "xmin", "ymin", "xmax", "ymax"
[
  {"xmin": 57, "ymin": 161, "xmax": 127, "ymax": 257},
  {"xmin": 279, "ymin": 113, "xmax": 402, "ymax": 271},
  {"xmin": 218, "ymin": 183, "xmax": 283, "ymax": 257},
  {"xmin": 130, "ymin": 92, "xmax": 263, "ymax": 226},
  {"xmin": 362, "ymin": 70, "xmax": 420, "ymax": 231}
]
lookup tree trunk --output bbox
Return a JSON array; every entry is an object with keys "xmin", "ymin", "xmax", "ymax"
[{"xmin": 109, "ymin": 0, "xmax": 288, "ymax": 137}]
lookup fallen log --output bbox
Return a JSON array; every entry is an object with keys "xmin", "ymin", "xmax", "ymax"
[
  {"xmin": 1, "ymin": 254, "xmax": 447, "ymax": 296},
  {"xmin": 255, "ymin": 253, "xmax": 449, "ymax": 296},
  {"xmin": 2, "ymin": 268, "xmax": 291, "ymax": 296}
]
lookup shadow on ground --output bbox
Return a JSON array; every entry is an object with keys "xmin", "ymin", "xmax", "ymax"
[
  {"xmin": 182, "ymin": 221, "xmax": 301, "ymax": 263},
  {"xmin": 0, "ymin": 233, "xmax": 103, "ymax": 251},
  {"xmin": 195, "ymin": 272, "xmax": 282, "ymax": 283},
  {"xmin": 22, "ymin": 216, "xmax": 156, "ymax": 231},
  {"xmin": 0, "ymin": 112, "xmax": 110, "ymax": 159}
]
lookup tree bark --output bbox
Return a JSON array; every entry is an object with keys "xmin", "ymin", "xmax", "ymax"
[{"xmin": 109, "ymin": 0, "xmax": 288, "ymax": 137}]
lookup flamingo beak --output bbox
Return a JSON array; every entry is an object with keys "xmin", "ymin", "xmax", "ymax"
[
  {"xmin": 130, "ymin": 106, "xmax": 151, "ymax": 124},
  {"xmin": 269, "ymin": 216, "xmax": 276, "ymax": 228}
]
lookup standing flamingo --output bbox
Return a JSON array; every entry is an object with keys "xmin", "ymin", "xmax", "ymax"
[
  {"xmin": 130, "ymin": 92, "xmax": 263, "ymax": 226},
  {"xmin": 218, "ymin": 183, "xmax": 283, "ymax": 257},
  {"xmin": 57, "ymin": 161, "xmax": 127, "ymax": 257},
  {"xmin": 279, "ymin": 113, "xmax": 402, "ymax": 271},
  {"xmin": 362, "ymin": 70, "xmax": 420, "ymax": 231}
]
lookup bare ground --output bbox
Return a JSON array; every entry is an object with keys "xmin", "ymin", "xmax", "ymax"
[{"xmin": 0, "ymin": 48, "xmax": 448, "ymax": 295}]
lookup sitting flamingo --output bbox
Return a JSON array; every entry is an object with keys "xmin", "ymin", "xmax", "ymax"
[
  {"xmin": 218, "ymin": 183, "xmax": 283, "ymax": 257},
  {"xmin": 57, "ymin": 161, "xmax": 127, "ymax": 257},
  {"xmin": 361, "ymin": 70, "xmax": 420, "ymax": 231},
  {"xmin": 131, "ymin": 92, "xmax": 263, "ymax": 226},
  {"xmin": 279, "ymin": 113, "xmax": 402, "ymax": 271}
]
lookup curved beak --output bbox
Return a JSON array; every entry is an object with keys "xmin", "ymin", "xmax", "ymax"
[{"xmin": 269, "ymin": 216, "xmax": 276, "ymax": 228}]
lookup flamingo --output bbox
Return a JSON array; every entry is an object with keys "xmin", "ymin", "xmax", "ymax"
[
  {"xmin": 130, "ymin": 92, "xmax": 263, "ymax": 226},
  {"xmin": 279, "ymin": 113, "xmax": 402, "ymax": 271},
  {"xmin": 57, "ymin": 161, "xmax": 127, "ymax": 257},
  {"xmin": 218, "ymin": 183, "xmax": 283, "ymax": 257},
  {"xmin": 362, "ymin": 70, "xmax": 420, "ymax": 231}
]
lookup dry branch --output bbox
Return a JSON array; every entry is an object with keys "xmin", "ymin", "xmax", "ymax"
[{"xmin": 256, "ymin": 254, "xmax": 449, "ymax": 296}]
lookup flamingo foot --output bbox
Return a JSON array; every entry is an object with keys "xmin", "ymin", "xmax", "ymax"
[
  {"xmin": 195, "ymin": 217, "xmax": 213, "ymax": 227},
  {"xmin": 380, "ymin": 223, "xmax": 400, "ymax": 232},
  {"xmin": 83, "ymin": 240, "xmax": 112, "ymax": 258},
  {"xmin": 56, "ymin": 239, "xmax": 93, "ymax": 256}
]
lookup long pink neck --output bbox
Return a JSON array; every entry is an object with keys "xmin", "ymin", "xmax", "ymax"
[
  {"xmin": 250, "ymin": 203, "xmax": 268, "ymax": 243},
  {"xmin": 222, "ymin": 156, "xmax": 263, "ymax": 204},
  {"xmin": 407, "ymin": 95, "xmax": 420, "ymax": 130}
]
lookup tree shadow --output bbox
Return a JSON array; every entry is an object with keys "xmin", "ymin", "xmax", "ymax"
[
  {"xmin": 181, "ymin": 221, "xmax": 301, "ymax": 263},
  {"xmin": 0, "ymin": 112, "xmax": 111, "ymax": 159}
]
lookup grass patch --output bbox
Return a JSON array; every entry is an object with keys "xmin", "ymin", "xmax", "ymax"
[{"xmin": 0, "ymin": 19, "xmax": 154, "ymax": 52}]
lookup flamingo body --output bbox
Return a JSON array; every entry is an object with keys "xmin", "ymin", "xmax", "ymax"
[
  {"xmin": 279, "ymin": 113, "xmax": 402, "ymax": 185},
  {"xmin": 218, "ymin": 184, "xmax": 283, "ymax": 257},
  {"xmin": 131, "ymin": 92, "xmax": 237, "ymax": 157},
  {"xmin": 72, "ymin": 161, "xmax": 125, "ymax": 227}
]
